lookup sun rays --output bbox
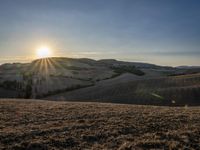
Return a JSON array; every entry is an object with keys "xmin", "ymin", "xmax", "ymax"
[
  {"xmin": 27, "ymin": 57, "xmax": 65, "ymax": 97},
  {"xmin": 29, "ymin": 57, "xmax": 66, "ymax": 78}
]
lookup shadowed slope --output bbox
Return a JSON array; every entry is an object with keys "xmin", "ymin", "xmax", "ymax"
[{"xmin": 46, "ymin": 73, "xmax": 200, "ymax": 106}]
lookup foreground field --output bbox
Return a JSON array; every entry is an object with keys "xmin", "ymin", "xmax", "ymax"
[{"xmin": 1, "ymin": 99, "xmax": 200, "ymax": 150}]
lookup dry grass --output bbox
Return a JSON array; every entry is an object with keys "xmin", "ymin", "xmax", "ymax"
[{"xmin": 1, "ymin": 99, "xmax": 200, "ymax": 149}]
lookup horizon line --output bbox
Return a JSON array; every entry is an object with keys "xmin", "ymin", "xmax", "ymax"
[{"xmin": 0, "ymin": 56, "xmax": 200, "ymax": 68}]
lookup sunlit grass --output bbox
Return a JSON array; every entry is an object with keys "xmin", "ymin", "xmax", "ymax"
[{"xmin": 151, "ymin": 93, "xmax": 164, "ymax": 100}]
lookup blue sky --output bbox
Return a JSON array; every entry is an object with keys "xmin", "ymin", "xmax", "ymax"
[{"xmin": 0, "ymin": 0, "xmax": 200, "ymax": 66}]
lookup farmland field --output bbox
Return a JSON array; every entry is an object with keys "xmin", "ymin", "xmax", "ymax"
[{"xmin": 1, "ymin": 99, "xmax": 200, "ymax": 149}]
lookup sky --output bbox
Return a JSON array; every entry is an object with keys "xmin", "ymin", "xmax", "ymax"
[{"xmin": 0, "ymin": 0, "xmax": 200, "ymax": 66}]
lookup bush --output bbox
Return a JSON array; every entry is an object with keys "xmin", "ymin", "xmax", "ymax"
[{"xmin": 111, "ymin": 65, "xmax": 145, "ymax": 76}]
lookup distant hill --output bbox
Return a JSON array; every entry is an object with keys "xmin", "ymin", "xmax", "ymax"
[
  {"xmin": 0, "ymin": 57, "xmax": 200, "ymax": 106},
  {"xmin": 176, "ymin": 65, "xmax": 200, "ymax": 69}
]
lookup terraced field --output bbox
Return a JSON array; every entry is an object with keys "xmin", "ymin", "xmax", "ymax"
[{"xmin": 1, "ymin": 99, "xmax": 200, "ymax": 149}]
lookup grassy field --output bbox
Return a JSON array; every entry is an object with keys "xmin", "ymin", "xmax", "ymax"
[{"xmin": 1, "ymin": 99, "xmax": 200, "ymax": 149}]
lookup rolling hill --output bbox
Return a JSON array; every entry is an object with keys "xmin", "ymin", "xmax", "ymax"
[
  {"xmin": 46, "ymin": 73, "xmax": 200, "ymax": 106},
  {"xmin": 0, "ymin": 57, "xmax": 199, "ymax": 106}
]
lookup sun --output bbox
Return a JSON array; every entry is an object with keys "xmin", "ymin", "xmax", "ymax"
[{"xmin": 36, "ymin": 46, "xmax": 52, "ymax": 58}]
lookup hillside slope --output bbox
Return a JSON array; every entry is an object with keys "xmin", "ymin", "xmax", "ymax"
[
  {"xmin": 1, "ymin": 99, "xmax": 200, "ymax": 149},
  {"xmin": 0, "ymin": 57, "xmax": 147, "ymax": 98},
  {"xmin": 46, "ymin": 73, "xmax": 200, "ymax": 106},
  {"xmin": 0, "ymin": 57, "xmax": 199, "ymax": 105}
]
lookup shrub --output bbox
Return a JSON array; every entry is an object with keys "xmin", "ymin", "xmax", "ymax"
[{"xmin": 111, "ymin": 65, "xmax": 145, "ymax": 76}]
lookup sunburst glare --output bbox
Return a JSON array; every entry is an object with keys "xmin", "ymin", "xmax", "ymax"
[{"xmin": 36, "ymin": 46, "xmax": 52, "ymax": 58}]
